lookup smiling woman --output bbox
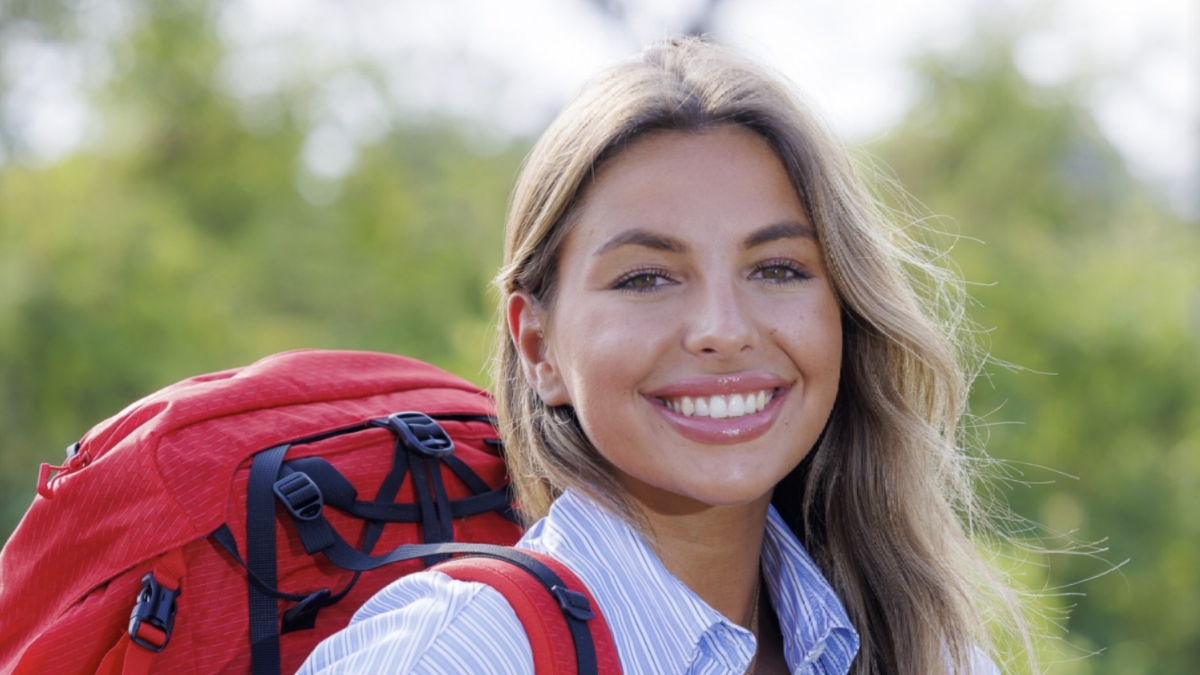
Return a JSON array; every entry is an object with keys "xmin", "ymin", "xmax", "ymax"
[
  {"xmin": 509, "ymin": 127, "xmax": 843, "ymax": 516},
  {"xmin": 299, "ymin": 37, "xmax": 1036, "ymax": 675}
]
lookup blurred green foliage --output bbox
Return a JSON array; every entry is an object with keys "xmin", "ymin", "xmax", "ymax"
[
  {"xmin": 870, "ymin": 32, "xmax": 1200, "ymax": 674},
  {"xmin": 1, "ymin": 2, "xmax": 1197, "ymax": 673},
  {"xmin": 0, "ymin": 1, "xmax": 523, "ymax": 525}
]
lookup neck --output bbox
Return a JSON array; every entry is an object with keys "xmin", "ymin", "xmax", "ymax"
[{"xmin": 629, "ymin": 486, "xmax": 772, "ymax": 628}]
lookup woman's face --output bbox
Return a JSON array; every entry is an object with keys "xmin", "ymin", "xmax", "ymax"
[{"xmin": 511, "ymin": 126, "xmax": 842, "ymax": 513}]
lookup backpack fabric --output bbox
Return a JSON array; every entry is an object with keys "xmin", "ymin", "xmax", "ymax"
[{"xmin": 0, "ymin": 350, "xmax": 615, "ymax": 674}]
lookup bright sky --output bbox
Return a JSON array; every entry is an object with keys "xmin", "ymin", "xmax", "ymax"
[{"xmin": 6, "ymin": 0, "xmax": 1197, "ymax": 213}]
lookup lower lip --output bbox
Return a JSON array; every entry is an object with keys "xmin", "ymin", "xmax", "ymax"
[{"xmin": 651, "ymin": 390, "xmax": 787, "ymax": 445}]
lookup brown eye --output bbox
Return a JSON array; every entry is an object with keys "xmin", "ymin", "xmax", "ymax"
[
  {"xmin": 628, "ymin": 273, "xmax": 658, "ymax": 288},
  {"xmin": 753, "ymin": 260, "xmax": 809, "ymax": 283},
  {"xmin": 614, "ymin": 269, "xmax": 672, "ymax": 292}
]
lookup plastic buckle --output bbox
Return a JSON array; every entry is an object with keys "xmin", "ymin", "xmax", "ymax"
[
  {"xmin": 128, "ymin": 573, "xmax": 179, "ymax": 652},
  {"xmin": 381, "ymin": 412, "xmax": 455, "ymax": 458},
  {"xmin": 551, "ymin": 585, "xmax": 595, "ymax": 622},
  {"xmin": 281, "ymin": 587, "xmax": 331, "ymax": 634},
  {"xmin": 274, "ymin": 472, "xmax": 324, "ymax": 521}
]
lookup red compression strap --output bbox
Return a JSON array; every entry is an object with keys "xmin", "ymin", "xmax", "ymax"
[
  {"xmin": 436, "ymin": 551, "xmax": 619, "ymax": 675},
  {"xmin": 120, "ymin": 549, "xmax": 187, "ymax": 675}
]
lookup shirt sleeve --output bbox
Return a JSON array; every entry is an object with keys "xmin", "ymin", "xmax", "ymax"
[{"xmin": 297, "ymin": 570, "xmax": 535, "ymax": 675}]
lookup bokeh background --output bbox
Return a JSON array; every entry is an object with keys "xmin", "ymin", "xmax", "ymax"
[{"xmin": 1, "ymin": 0, "xmax": 1196, "ymax": 672}]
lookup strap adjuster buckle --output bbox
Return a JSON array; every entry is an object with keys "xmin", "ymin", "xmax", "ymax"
[
  {"xmin": 128, "ymin": 573, "xmax": 179, "ymax": 652},
  {"xmin": 377, "ymin": 412, "xmax": 455, "ymax": 457},
  {"xmin": 274, "ymin": 471, "xmax": 324, "ymax": 521},
  {"xmin": 551, "ymin": 585, "xmax": 595, "ymax": 621},
  {"xmin": 281, "ymin": 587, "xmax": 332, "ymax": 634}
]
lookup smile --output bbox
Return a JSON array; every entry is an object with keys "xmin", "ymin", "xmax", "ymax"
[{"xmin": 660, "ymin": 390, "xmax": 776, "ymax": 419}]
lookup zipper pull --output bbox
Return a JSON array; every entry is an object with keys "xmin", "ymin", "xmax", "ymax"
[{"xmin": 37, "ymin": 442, "xmax": 90, "ymax": 499}]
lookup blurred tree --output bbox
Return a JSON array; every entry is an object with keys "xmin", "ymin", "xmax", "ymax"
[
  {"xmin": 0, "ymin": 0, "xmax": 526, "ymax": 533},
  {"xmin": 0, "ymin": 0, "xmax": 87, "ymax": 157},
  {"xmin": 870, "ymin": 29, "xmax": 1200, "ymax": 675}
]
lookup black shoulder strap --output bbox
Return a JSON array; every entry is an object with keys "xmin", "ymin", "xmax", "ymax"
[{"xmin": 246, "ymin": 444, "xmax": 289, "ymax": 675}]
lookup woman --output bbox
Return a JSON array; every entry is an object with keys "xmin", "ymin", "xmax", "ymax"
[{"xmin": 300, "ymin": 37, "xmax": 1034, "ymax": 674}]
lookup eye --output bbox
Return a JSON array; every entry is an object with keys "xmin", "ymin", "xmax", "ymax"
[
  {"xmin": 614, "ymin": 269, "xmax": 673, "ymax": 292},
  {"xmin": 752, "ymin": 259, "xmax": 809, "ymax": 283}
]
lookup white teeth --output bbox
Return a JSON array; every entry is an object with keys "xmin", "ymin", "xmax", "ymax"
[
  {"xmin": 743, "ymin": 393, "xmax": 758, "ymax": 415},
  {"xmin": 680, "ymin": 397, "xmax": 695, "ymax": 416},
  {"xmin": 710, "ymin": 396, "xmax": 728, "ymax": 418},
  {"xmin": 665, "ymin": 390, "xmax": 775, "ymax": 419},
  {"xmin": 728, "ymin": 394, "xmax": 745, "ymax": 417}
]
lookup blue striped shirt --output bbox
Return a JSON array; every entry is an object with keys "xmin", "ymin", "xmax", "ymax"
[{"xmin": 298, "ymin": 489, "xmax": 860, "ymax": 674}]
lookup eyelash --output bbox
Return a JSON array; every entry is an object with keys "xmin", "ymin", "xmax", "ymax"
[{"xmin": 752, "ymin": 258, "xmax": 811, "ymax": 283}]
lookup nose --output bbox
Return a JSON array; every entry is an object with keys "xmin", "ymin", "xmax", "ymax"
[{"xmin": 682, "ymin": 278, "xmax": 758, "ymax": 358}]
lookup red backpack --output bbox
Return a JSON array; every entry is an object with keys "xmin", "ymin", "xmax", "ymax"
[{"xmin": 0, "ymin": 350, "xmax": 617, "ymax": 675}]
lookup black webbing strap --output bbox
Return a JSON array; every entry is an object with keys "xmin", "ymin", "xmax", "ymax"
[
  {"xmin": 246, "ymin": 444, "xmax": 288, "ymax": 675},
  {"xmin": 212, "ymin": 524, "xmax": 311, "ymax": 603},
  {"xmin": 440, "ymin": 453, "xmax": 491, "ymax": 495},
  {"xmin": 362, "ymin": 435, "xmax": 411, "ymax": 551},
  {"xmin": 283, "ymin": 456, "xmax": 512, "ymax": 522},
  {"xmin": 407, "ymin": 453, "xmax": 449, "ymax": 565},
  {"xmin": 236, "ymin": 414, "xmax": 515, "ymax": 675},
  {"xmin": 442, "ymin": 453, "xmax": 521, "ymax": 524},
  {"xmin": 320, "ymin": 433, "xmax": 412, "ymax": 621},
  {"xmin": 427, "ymin": 455, "xmax": 454, "ymax": 547}
]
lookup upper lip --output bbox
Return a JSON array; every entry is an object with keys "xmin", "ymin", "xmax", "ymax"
[{"xmin": 644, "ymin": 372, "xmax": 791, "ymax": 399}]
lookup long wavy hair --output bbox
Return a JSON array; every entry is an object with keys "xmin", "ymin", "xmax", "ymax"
[{"xmin": 492, "ymin": 37, "xmax": 1035, "ymax": 674}]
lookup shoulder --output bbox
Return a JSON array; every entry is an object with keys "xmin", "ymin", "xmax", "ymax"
[{"xmin": 297, "ymin": 570, "xmax": 534, "ymax": 675}]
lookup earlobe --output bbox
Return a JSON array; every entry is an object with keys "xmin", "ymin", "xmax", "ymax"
[{"xmin": 507, "ymin": 291, "xmax": 569, "ymax": 406}]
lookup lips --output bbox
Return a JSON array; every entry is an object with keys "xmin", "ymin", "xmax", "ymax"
[{"xmin": 645, "ymin": 374, "xmax": 790, "ymax": 445}]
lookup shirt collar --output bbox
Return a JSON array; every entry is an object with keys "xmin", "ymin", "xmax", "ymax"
[
  {"xmin": 761, "ymin": 506, "xmax": 860, "ymax": 671},
  {"xmin": 519, "ymin": 489, "xmax": 859, "ymax": 674}
]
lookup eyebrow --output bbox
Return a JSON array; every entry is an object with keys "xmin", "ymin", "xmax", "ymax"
[
  {"xmin": 741, "ymin": 220, "xmax": 816, "ymax": 248},
  {"xmin": 592, "ymin": 229, "xmax": 686, "ymax": 256},
  {"xmin": 592, "ymin": 220, "xmax": 816, "ymax": 257}
]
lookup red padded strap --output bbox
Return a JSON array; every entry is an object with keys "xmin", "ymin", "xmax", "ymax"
[
  {"xmin": 523, "ymin": 552, "xmax": 619, "ymax": 675},
  {"xmin": 436, "ymin": 551, "xmax": 620, "ymax": 675}
]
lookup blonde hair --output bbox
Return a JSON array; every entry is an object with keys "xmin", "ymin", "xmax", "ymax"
[{"xmin": 492, "ymin": 37, "xmax": 1035, "ymax": 674}]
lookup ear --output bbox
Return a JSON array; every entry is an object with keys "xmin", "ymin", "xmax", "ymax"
[{"xmin": 507, "ymin": 291, "xmax": 570, "ymax": 406}]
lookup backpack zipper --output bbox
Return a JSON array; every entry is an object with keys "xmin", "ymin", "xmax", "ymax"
[{"xmin": 36, "ymin": 441, "xmax": 92, "ymax": 499}]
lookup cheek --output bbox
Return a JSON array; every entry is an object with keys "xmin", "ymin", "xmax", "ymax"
[
  {"xmin": 565, "ymin": 375, "xmax": 647, "ymax": 471},
  {"xmin": 783, "ymin": 300, "xmax": 843, "ymax": 392},
  {"xmin": 819, "ymin": 321, "xmax": 844, "ymax": 385},
  {"xmin": 554, "ymin": 301, "xmax": 669, "ymax": 380},
  {"xmin": 817, "ymin": 316, "xmax": 844, "ymax": 412},
  {"xmin": 822, "ymin": 310, "xmax": 844, "ymax": 369},
  {"xmin": 549, "ymin": 305, "xmax": 668, "ymax": 442}
]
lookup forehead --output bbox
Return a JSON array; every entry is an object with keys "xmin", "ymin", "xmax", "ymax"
[{"xmin": 565, "ymin": 126, "xmax": 811, "ymax": 253}]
